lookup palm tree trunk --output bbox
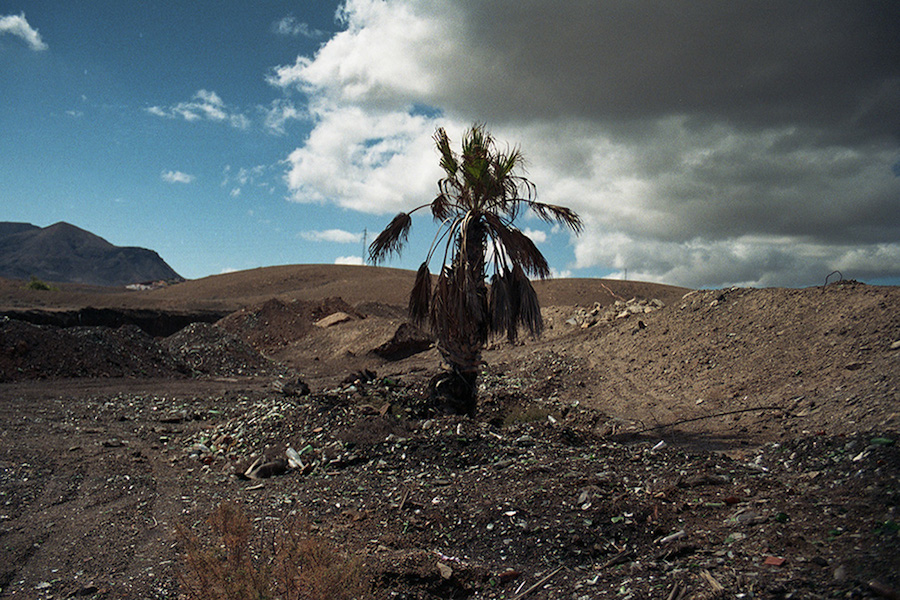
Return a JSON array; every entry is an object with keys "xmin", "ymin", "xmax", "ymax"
[{"xmin": 431, "ymin": 217, "xmax": 488, "ymax": 414}]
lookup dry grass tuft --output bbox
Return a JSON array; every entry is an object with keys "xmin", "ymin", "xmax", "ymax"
[{"xmin": 177, "ymin": 502, "xmax": 370, "ymax": 600}]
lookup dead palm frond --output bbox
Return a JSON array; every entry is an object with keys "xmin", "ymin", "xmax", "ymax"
[
  {"xmin": 529, "ymin": 202, "xmax": 584, "ymax": 233},
  {"xmin": 408, "ymin": 262, "xmax": 432, "ymax": 326},
  {"xmin": 368, "ymin": 212, "xmax": 412, "ymax": 264},
  {"xmin": 511, "ymin": 263, "xmax": 543, "ymax": 338},
  {"xmin": 489, "ymin": 269, "xmax": 516, "ymax": 342}
]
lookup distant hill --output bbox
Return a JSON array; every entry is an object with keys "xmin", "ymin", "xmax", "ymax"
[{"xmin": 0, "ymin": 221, "xmax": 182, "ymax": 286}]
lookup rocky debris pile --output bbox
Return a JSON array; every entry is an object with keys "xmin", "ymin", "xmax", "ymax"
[
  {"xmin": 271, "ymin": 375, "xmax": 311, "ymax": 397},
  {"xmin": 565, "ymin": 297, "xmax": 666, "ymax": 328},
  {"xmin": 162, "ymin": 322, "xmax": 289, "ymax": 378},
  {"xmin": 0, "ymin": 317, "xmax": 186, "ymax": 381},
  {"xmin": 0, "ymin": 314, "xmax": 292, "ymax": 382},
  {"xmin": 172, "ymin": 378, "xmax": 899, "ymax": 600}
]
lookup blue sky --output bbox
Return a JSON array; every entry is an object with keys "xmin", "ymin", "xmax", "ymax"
[{"xmin": 2, "ymin": 1, "xmax": 899, "ymax": 287}]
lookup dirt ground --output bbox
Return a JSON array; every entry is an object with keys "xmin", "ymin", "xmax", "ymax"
[{"xmin": 0, "ymin": 266, "xmax": 898, "ymax": 599}]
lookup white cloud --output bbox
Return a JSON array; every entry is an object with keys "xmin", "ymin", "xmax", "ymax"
[
  {"xmin": 300, "ymin": 229, "xmax": 362, "ymax": 243},
  {"xmin": 147, "ymin": 90, "xmax": 249, "ymax": 129},
  {"xmin": 282, "ymin": 106, "xmax": 443, "ymax": 213},
  {"xmin": 0, "ymin": 13, "xmax": 47, "ymax": 51},
  {"xmin": 334, "ymin": 255, "xmax": 364, "ymax": 265},
  {"xmin": 262, "ymin": 99, "xmax": 305, "ymax": 135},
  {"xmin": 161, "ymin": 170, "xmax": 195, "ymax": 184},
  {"xmin": 522, "ymin": 228, "xmax": 548, "ymax": 244},
  {"xmin": 273, "ymin": 15, "xmax": 326, "ymax": 39},
  {"xmin": 268, "ymin": 0, "xmax": 900, "ymax": 287},
  {"xmin": 221, "ymin": 164, "xmax": 276, "ymax": 197}
]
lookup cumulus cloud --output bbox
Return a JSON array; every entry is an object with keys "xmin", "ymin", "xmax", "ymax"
[
  {"xmin": 0, "ymin": 13, "xmax": 47, "ymax": 51},
  {"xmin": 300, "ymin": 229, "xmax": 362, "ymax": 243},
  {"xmin": 147, "ymin": 90, "xmax": 249, "ymax": 129},
  {"xmin": 161, "ymin": 170, "xmax": 194, "ymax": 184},
  {"xmin": 282, "ymin": 106, "xmax": 442, "ymax": 213},
  {"xmin": 270, "ymin": 0, "xmax": 900, "ymax": 287}
]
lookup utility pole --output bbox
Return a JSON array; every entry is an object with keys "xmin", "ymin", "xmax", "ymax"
[{"xmin": 361, "ymin": 228, "xmax": 367, "ymax": 264}]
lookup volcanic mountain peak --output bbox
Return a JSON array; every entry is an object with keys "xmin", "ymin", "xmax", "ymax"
[{"xmin": 0, "ymin": 221, "xmax": 182, "ymax": 286}]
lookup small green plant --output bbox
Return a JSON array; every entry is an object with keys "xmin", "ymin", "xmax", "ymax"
[
  {"xmin": 177, "ymin": 502, "xmax": 370, "ymax": 600},
  {"xmin": 25, "ymin": 276, "xmax": 55, "ymax": 291}
]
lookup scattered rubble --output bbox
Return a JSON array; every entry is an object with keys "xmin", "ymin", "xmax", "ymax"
[
  {"xmin": 162, "ymin": 379, "xmax": 899, "ymax": 600},
  {"xmin": 162, "ymin": 322, "xmax": 288, "ymax": 377},
  {"xmin": 565, "ymin": 297, "xmax": 665, "ymax": 328}
]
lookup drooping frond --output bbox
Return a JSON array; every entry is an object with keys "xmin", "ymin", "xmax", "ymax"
[
  {"xmin": 483, "ymin": 213, "xmax": 551, "ymax": 279},
  {"xmin": 511, "ymin": 263, "xmax": 543, "ymax": 338},
  {"xmin": 368, "ymin": 212, "xmax": 412, "ymax": 264},
  {"xmin": 489, "ymin": 268, "xmax": 517, "ymax": 342},
  {"xmin": 431, "ymin": 193, "xmax": 454, "ymax": 222},
  {"xmin": 429, "ymin": 266, "xmax": 453, "ymax": 341},
  {"xmin": 408, "ymin": 262, "xmax": 432, "ymax": 327},
  {"xmin": 529, "ymin": 201, "xmax": 584, "ymax": 233}
]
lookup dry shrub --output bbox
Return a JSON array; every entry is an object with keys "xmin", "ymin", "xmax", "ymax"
[{"xmin": 178, "ymin": 502, "xmax": 370, "ymax": 600}]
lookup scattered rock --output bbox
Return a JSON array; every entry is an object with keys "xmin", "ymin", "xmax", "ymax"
[
  {"xmin": 370, "ymin": 322, "xmax": 433, "ymax": 360},
  {"xmin": 244, "ymin": 457, "xmax": 288, "ymax": 480},
  {"xmin": 315, "ymin": 311, "xmax": 355, "ymax": 328},
  {"xmin": 272, "ymin": 376, "xmax": 311, "ymax": 397},
  {"xmin": 565, "ymin": 297, "xmax": 665, "ymax": 328}
]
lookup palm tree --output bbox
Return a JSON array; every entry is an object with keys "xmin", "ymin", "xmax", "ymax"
[{"xmin": 369, "ymin": 124, "xmax": 582, "ymax": 413}]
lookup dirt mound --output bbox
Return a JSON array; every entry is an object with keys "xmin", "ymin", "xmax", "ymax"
[
  {"xmin": 490, "ymin": 281, "xmax": 900, "ymax": 442},
  {"xmin": 162, "ymin": 323, "xmax": 289, "ymax": 378},
  {"xmin": 0, "ymin": 317, "xmax": 186, "ymax": 382},
  {"xmin": 217, "ymin": 297, "xmax": 363, "ymax": 354},
  {"xmin": 0, "ymin": 316, "xmax": 290, "ymax": 383},
  {"xmin": 370, "ymin": 322, "xmax": 434, "ymax": 360},
  {"xmin": 0, "ymin": 265, "xmax": 690, "ymax": 314}
]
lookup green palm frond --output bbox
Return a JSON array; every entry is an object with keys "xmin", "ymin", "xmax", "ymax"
[{"xmin": 434, "ymin": 128, "xmax": 458, "ymax": 176}]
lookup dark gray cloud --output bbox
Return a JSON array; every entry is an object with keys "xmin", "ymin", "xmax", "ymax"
[
  {"xmin": 272, "ymin": 0, "xmax": 900, "ymax": 287},
  {"xmin": 458, "ymin": 1, "xmax": 900, "ymax": 140}
]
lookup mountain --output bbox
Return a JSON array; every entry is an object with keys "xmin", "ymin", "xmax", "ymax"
[{"xmin": 0, "ymin": 221, "xmax": 183, "ymax": 286}]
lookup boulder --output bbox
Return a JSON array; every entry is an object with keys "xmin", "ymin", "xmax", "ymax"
[{"xmin": 371, "ymin": 322, "xmax": 433, "ymax": 360}]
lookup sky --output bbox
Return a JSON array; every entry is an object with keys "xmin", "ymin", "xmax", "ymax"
[{"xmin": 2, "ymin": 1, "xmax": 899, "ymax": 288}]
